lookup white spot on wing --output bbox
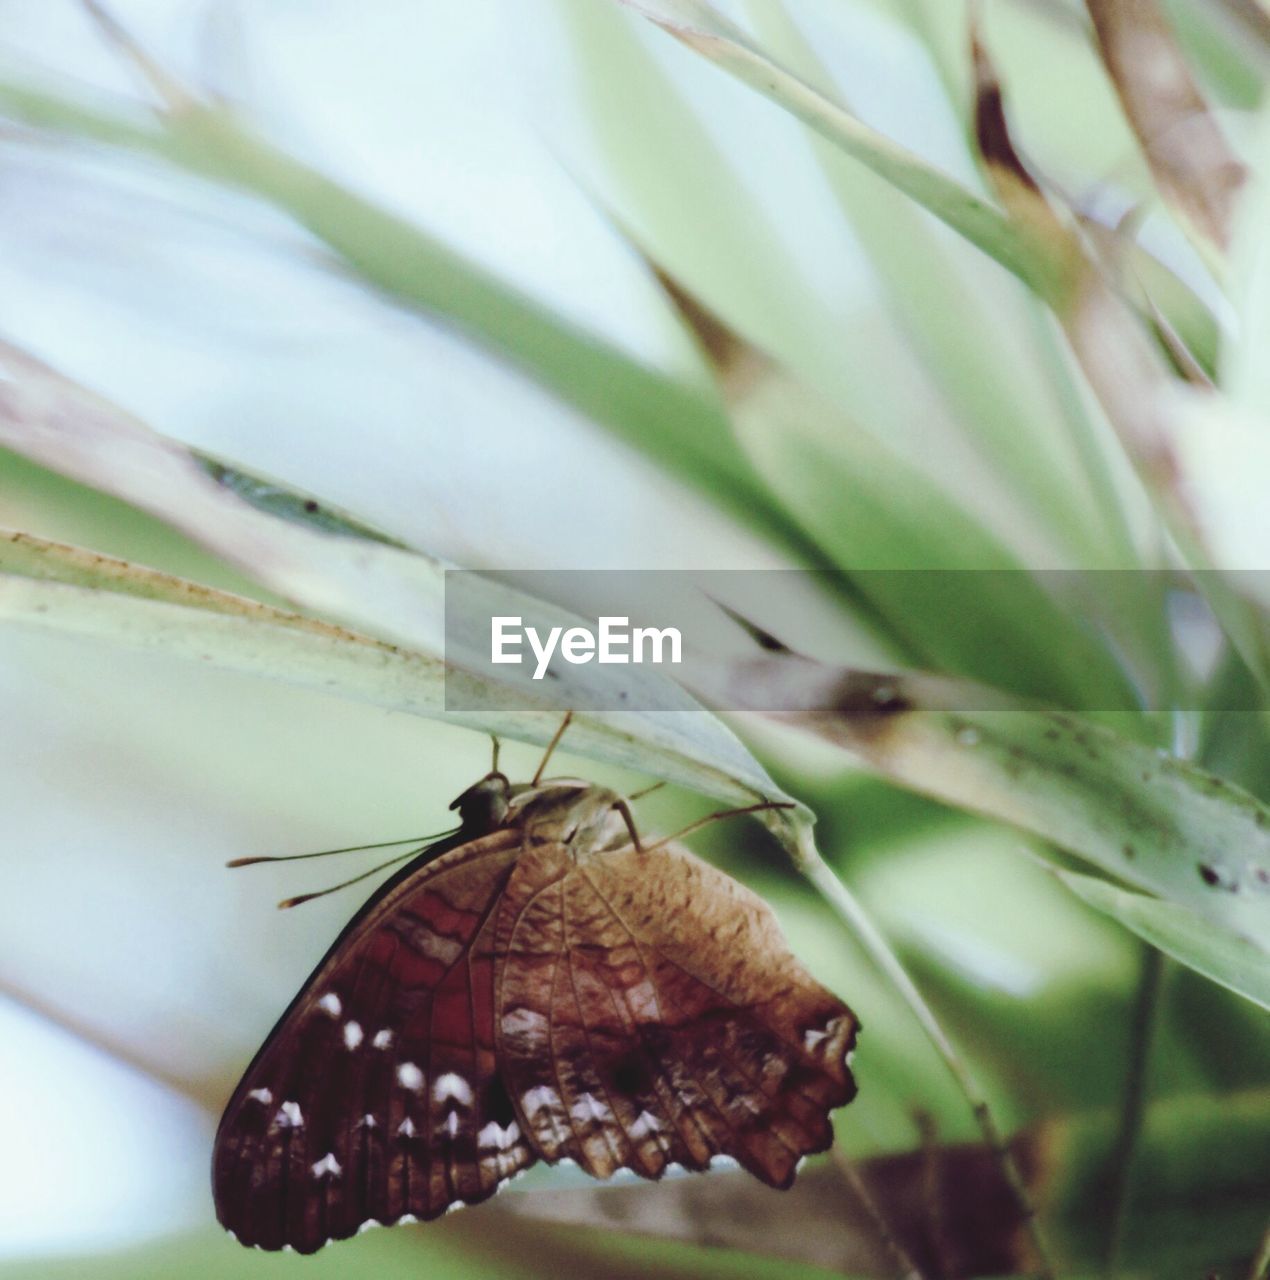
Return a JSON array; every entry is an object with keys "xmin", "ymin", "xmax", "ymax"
[
  {"xmin": 397, "ymin": 1062, "xmax": 424, "ymax": 1091},
  {"xmin": 317, "ymin": 992, "xmax": 342, "ymax": 1018},
  {"xmin": 444, "ymin": 1110, "xmax": 460, "ymax": 1138},
  {"xmin": 478, "ymin": 1120, "xmax": 521, "ymax": 1151},
  {"xmin": 398, "ymin": 1117, "xmax": 417, "ymax": 1137},
  {"xmin": 276, "ymin": 1101, "xmax": 304, "ymax": 1128},
  {"xmin": 709, "ymin": 1154, "xmax": 740, "ymax": 1171},
  {"xmin": 521, "ymin": 1085, "xmax": 561, "ymax": 1118},
  {"xmin": 433, "ymin": 1072, "xmax": 473, "ymax": 1107},
  {"xmin": 359, "ymin": 1113, "xmax": 378, "ymax": 1130},
  {"xmin": 343, "ymin": 1020, "xmax": 364, "ymax": 1050},
  {"xmin": 501, "ymin": 1005, "xmax": 549, "ymax": 1038},
  {"xmin": 246, "ymin": 1087, "xmax": 273, "ymax": 1105},
  {"xmin": 761, "ymin": 1055, "xmax": 790, "ymax": 1086},
  {"xmin": 629, "ymin": 1110, "xmax": 664, "ymax": 1140},
  {"xmin": 805, "ymin": 1016, "xmax": 849, "ymax": 1054},
  {"xmin": 415, "ymin": 930, "xmax": 464, "ymax": 965},
  {"xmin": 571, "ymin": 1091, "xmax": 613, "ymax": 1126},
  {"xmin": 372, "ymin": 1029, "xmax": 394, "ymax": 1050},
  {"xmin": 310, "ymin": 1153, "xmax": 342, "ymax": 1179}
]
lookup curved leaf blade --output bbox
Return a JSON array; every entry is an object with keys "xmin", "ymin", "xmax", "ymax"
[
  {"xmin": 615, "ymin": 0, "xmax": 1059, "ymax": 294},
  {"xmin": 0, "ymin": 531, "xmax": 798, "ymax": 831},
  {"xmin": 690, "ymin": 658, "xmax": 1270, "ymax": 940},
  {"xmin": 1057, "ymin": 870, "xmax": 1270, "ymax": 1011},
  {"xmin": 0, "ymin": 77, "xmax": 822, "ymax": 571}
]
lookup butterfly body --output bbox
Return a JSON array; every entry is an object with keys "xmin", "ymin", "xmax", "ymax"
[{"xmin": 215, "ymin": 773, "xmax": 858, "ymax": 1253}]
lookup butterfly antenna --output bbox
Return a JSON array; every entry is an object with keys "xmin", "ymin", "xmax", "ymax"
[
  {"xmin": 642, "ymin": 800, "xmax": 795, "ymax": 852},
  {"xmin": 227, "ymin": 828, "xmax": 458, "ymax": 868},
  {"xmin": 626, "ymin": 780, "xmax": 666, "ymax": 803},
  {"xmin": 531, "ymin": 710, "xmax": 573, "ymax": 785},
  {"xmin": 490, "ymin": 734, "xmax": 502, "ymax": 773},
  {"xmin": 277, "ymin": 846, "xmax": 427, "ymax": 910}
]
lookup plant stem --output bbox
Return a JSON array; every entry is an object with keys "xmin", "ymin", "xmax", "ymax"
[
  {"xmin": 1248, "ymin": 1221, "xmax": 1270, "ymax": 1280},
  {"xmin": 1101, "ymin": 944, "xmax": 1165, "ymax": 1274},
  {"xmin": 831, "ymin": 1146, "xmax": 928, "ymax": 1280},
  {"xmin": 795, "ymin": 829, "xmax": 1057, "ymax": 1280}
]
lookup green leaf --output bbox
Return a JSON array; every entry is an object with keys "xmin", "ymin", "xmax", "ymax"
[
  {"xmin": 615, "ymin": 0, "xmax": 1062, "ymax": 296},
  {"xmin": 728, "ymin": 367, "xmax": 1141, "ymax": 711},
  {"xmin": 902, "ymin": 0, "xmax": 1222, "ymax": 373},
  {"xmin": 742, "ymin": 0, "xmax": 1142, "ymax": 573},
  {"xmin": 969, "ymin": 32, "xmax": 1270, "ymax": 692},
  {"xmin": 0, "ymin": 342, "xmax": 836, "ymax": 863},
  {"xmin": 636, "ymin": 261, "xmax": 1142, "ymax": 711},
  {"xmin": 5, "ymin": 1224, "xmax": 495, "ymax": 1280},
  {"xmin": 692, "ymin": 660, "xmax": 1270, "ymax": 939},
  {"xmin": 1226, "ymin": 83, "xmax": 1270, "ymax": 422},
  {"xmin": 0, "ymin": 530, "xmax": 798, "ymax": 829},
  {"xmin": 0, "ymin": 81, "xmax": 822, "ymax": 573},
  {"xmin": 554, "ymin": 0, "xmax": 880, "ymax": 416},
  {"xmin": 1048, "ymin": 1089, "xmax": 1270, "ymax": 1272},
  {"xmin": 1055, "ymin": 870, "xmax": 1270, "ymax": 1011}
]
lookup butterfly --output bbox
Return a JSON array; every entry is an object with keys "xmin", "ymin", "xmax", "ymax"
[{"xmin": 213, "ymin": 718, "xmax": 859, "ymax": 1253}]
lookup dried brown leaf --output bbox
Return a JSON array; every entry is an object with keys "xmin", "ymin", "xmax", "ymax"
[
  {"xmin": 495, "ymin": 1139, "xmax": 1040, "ymax": 1277},
  {"xmin": 969, "ymin": 30, "xmax": 1217, "ymax": 562},
  {"xmin": 970, "ymin": 33, "xmax": 1081, "ymax": 303},
  {"xmin": 1086, "ymin": 0, "xmax": 1246, "ymax": 253},
  {"xmin": 648, "ymin": 265, "xmax": 768, "ymax": 405}
]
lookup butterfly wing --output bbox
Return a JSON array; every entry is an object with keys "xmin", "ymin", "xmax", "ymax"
[
  {"xmin": 213, "ymin": 827, "xmax": 537, "ymax": 1253},
  {"xmin": 493, "ymin": 838, "xmax": 858, "ymax": 1188}
]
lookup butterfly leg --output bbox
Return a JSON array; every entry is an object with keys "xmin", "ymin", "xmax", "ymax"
[
  {"xmin": 531, "ymin": 711, "xmax": 574, "ymax": 785},
  {"xmin": 609, "ymin": 799, "xmax": 644, "ymax": 853}
]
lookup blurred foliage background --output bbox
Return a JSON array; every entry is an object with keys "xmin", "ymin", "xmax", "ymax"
[{"xmin": 0, "ymin": 1, "xmax": 1267, "ymax": 1277}]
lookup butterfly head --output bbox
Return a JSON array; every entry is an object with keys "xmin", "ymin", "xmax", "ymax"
[
  {"xmin": 448, "ymin": 770, "xmax": 630, "ymax": 858},
  {"xmin": 448, "ymin": 770, "xmax": 514, "ymax": 835}
]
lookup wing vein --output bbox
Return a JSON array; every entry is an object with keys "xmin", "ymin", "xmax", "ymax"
[
  {"xmin": 562, "ymin": 885, "xmax": 638, "ymax": 1176},
  {"xmin": 575, "ymin": 868, "xmax": 749, "ymax": 1163},
  {"xmin": 577, "ymin": 866, "xmax": 716, "ymax": 1164}
]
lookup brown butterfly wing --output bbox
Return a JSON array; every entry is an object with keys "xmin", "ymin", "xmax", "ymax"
[
  {"xmin": 213, "ymin": 827, "xmax": 537, "ymax": 1253},
  {"xmin": 493, "ymin": 838, "xmax": 858, "ymax": 1188}
]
